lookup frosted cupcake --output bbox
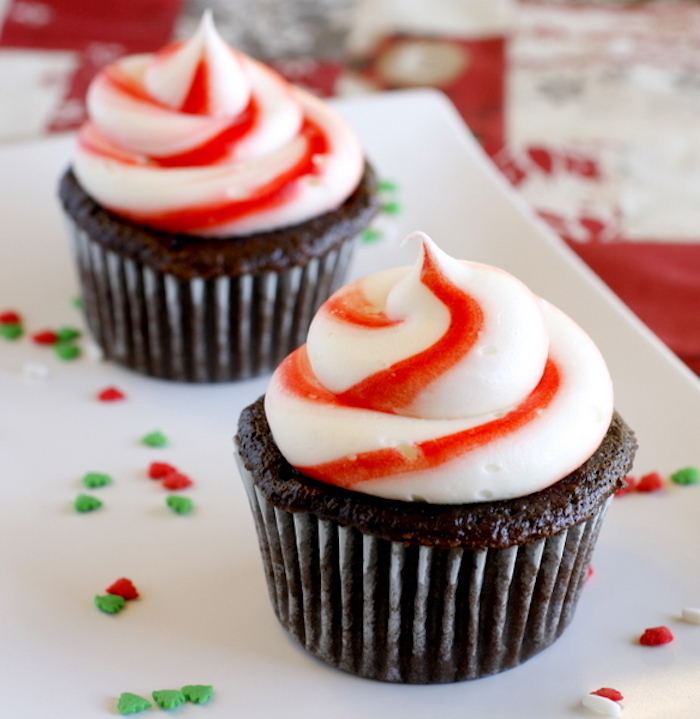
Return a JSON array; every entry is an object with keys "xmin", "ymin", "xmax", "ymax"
[
  {"xmin": 58, "ymin": 12, "xmax": 378, "ymax": 382},
  {"xmin": 235, "ymin": 232, "xmax": 636, "ymax": 683}
]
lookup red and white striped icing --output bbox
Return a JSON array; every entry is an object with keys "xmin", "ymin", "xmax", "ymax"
[
  {"xmin": 72, "ymin": 11, "xmax": 364, "ymax": 237},
  {"xmin": 264, "ymin": 232, "xmax": 614, "ymax": 504}
]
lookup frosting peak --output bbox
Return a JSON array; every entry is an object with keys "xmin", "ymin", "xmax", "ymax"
[
  {"xmin": 144, "ymin": 11, "xmax": 250, "ymax": 117},
  {"xmin": 72, "ymin": 13, "xmax": 364, "ymax": 238},
  {"xmin": 265, "ymin": 233, "xmax": 614, "ymax": 504}
]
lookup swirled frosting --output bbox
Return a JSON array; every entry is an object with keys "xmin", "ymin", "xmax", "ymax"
[
  {"xmin": 264, "ymin": 232, "xmax": 614, "ymax": 504},
  {"xmin": 72, "ymin": 11, "xmax": 364, "ymax": 238}
]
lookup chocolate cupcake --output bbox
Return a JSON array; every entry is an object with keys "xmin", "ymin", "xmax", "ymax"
[
  {"xmin": 235, "ymin": 232, "xmax": 636, "ymax": 683},
  {"xmin": 58, "ymin": 12, "xmax": 378, "ymax": 382}
]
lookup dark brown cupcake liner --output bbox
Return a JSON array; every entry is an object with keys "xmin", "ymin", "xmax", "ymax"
[
  {"xmin": 66, "ymin": 217, "xmax": 356, "ymax": 382},
  {"xmin": 237, "ymin": 454, "xmax": 612, "ymax": 684}
]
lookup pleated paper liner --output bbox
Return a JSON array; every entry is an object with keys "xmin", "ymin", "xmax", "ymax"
[
  {"xmin": 237, "ymin": 455, "xmax": 612, "ymax": 684},
  {"xmin": 67, "ymin": 219, "xmax": 355, "ymax": 382}
]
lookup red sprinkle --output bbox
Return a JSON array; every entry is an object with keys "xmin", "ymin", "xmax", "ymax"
[
  {"xmin": 97, "ymin": 386, "xmax": 126, "ymax": 402},
  {"xmin": 636, "ymin": 472, "xmax": 665, "ymax": 493},
  {"xmin": 0, "ymin": 311, "xmax": 21, "ymax": 324},
  {"xmin": 591, "ymin": 687, "xmax": 624, "ymax": 702},
  {"xmin": 148, "ymin": 462, "xmax": 178, "ymax": 479},
  {"xmin": 640, "ymin": 626, "xmax": 674, "ymax": 646},
  {"xmin": 106, "ymin": 577, "xmax": 139, "ymax": 601},
  {"xmin": 586, "ymin": 565, "xmax": 595, "ymax": 581},
  {"xmin": 162, "ymin": 471, "xmax": 194, "ymax": 490},
  {"xmin": 614, "ymin": 475, "xmax": 637, "ymax": 497},
  {"xmin": 31, "ymin": 330, "xmax": 59, "ymax": 345}
]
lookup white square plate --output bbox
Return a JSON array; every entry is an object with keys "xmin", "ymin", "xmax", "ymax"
[{"xmin": 1, "ymin": 89, "xmax": 699, "ymax": 718}]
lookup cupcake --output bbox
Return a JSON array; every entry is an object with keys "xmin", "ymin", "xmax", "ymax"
[
  {"xmin": 58, "ymin": 12, "xmax": 378, "ymax": 382},
  {"xmin": 235, "ymin": 232, "xmax": 636, "ymax": 683}
]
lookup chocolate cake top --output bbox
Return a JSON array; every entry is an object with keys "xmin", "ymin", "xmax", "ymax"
[
  {"xmin": 236, "ymin": 396, "xmax": 636, "ymax": 550},
  {"xmin": 58, "ymin": 164, "xmax": 378, "ymax": 280}
]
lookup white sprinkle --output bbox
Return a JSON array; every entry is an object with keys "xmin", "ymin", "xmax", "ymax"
[
  {"xmin": 84, "ymin": 339, "xmax": 104, "ymax": 362},
  {"xmin": 21, "ymin": 362, "xmax": 50, "ymax": 380},
  {"xmin": 582, "ymin": 693, "xmax": 621, "ymax": 716},
  {"xmin": 682, "ymin": 607, "xmax": 700, "ymax": 625},
  {"xmin": 311, "ymin": 153, "xmax": 327, "ymax": 166}
]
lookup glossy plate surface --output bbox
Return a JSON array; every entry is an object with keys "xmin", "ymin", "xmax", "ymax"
[{"xmin": 1, "ymin": 89, "xmax": 698, "ymax": 718}]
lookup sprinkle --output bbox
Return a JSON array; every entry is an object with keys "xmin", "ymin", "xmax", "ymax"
[
  {"xmin": 74, "ymin": 494, "xmax": 103, "ymax": 512},
  {"xmin": 21, "ymin": 362, "xmax": 49, "ymax": 380},
  {"xmin": 635, "ymin": 472, "xmax": 664, "ymax": 493},
  {"xmin": 84, "ymin": 339, "xmax": 104, "ymax": 361},
  {"xmin": 380, "ymin": 201, "xmax": 401, "ymax": 215},
  {"xmin": 361, "ymin": 227, "xmax": 383, "ymax": 243},
  {"xmin": 106, "ymin": 578, "xmax": 139, "ymax": 601},
  {"xmin": 0, "ymin": 310, "xmax": 21, "ymax": 324},
  {"xmin": 181, "ymin": 685, "xmax": 213, "ymax": 704},
  {"xmin": 82, "ymin": 472, "xmax": 113, "ymax": 489},
  {"xmin": 142, "ymin": 430, "xmax": 168, "ymax": 447},
  {"xmin": 0, "ymin": 323, "xmax": 23, "ymax": 340},
  {"xmin": 98, "ymin": 386, "xmax": 126, "ymax": 402},
  {"xmin": 54, "ymin": 341, "xmax": 81, "ymax": 360},
  {"xmin": 152, "ymin": 689, "xmax": 186, "ymax": 710},
  {"xmin": 614, "ymin": 475, "xmax": 636, "ymax": 497},
  {"xmin": 117, "ymin": 693, "xmax": 152, "ymax": 715},
  {"xmin": 55, "ymin": 326, "xmax": 81, "ymax": 342},
  {"xmin": 639, "ymin": 626, "xmax": 674, "ymax": 645},
  {"xmin": 166, "ymin": 496, "xmax": 194, "ymax": 515},
  {"xmin": 31, "ymin": 330, "xmax": 58, "ymax": 345},
  {"xmin": 162, "ymin": 471, "xmax": 193, "ymax": 490},
  {"xmin": 94, "ymin": 594, "xmax": 126, "ymax": 614},
  {"xmin": 681, "ymin": 607, "xmax": 700, "ymax": 625},
  {"xmin": 71, "ymin": 296, "xmax": 83, "ymax": 309},
  {"xmin": 582, "ymin": 693, "xmax": 621, "ymax": 716},
  {"xmin": 378, "ymin": 179, "xmax": 398, "ymax": 192},
  {"xmin": 148, "ymin": 461, "xmax": 178, "ymax": 479},
  {"xmin": 586, "ymin": 565, "xmax": 595, "ymax": 581},
  {"xmin": 592, "ymin": 688, "xmax": 624, "ymax": 702},
  {"xmin": 670, "ymin": 467, "xmax": 699, "ymax": 486}
]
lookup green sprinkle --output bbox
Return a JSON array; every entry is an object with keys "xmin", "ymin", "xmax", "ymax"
[
  {"xmin": 94, "ymin": 594, "xmax": 126, "ymax": 614},
  {"xmin": 361, "ymin": 227, "xmax": 383, "ymax": 244},
  {"xmin": 0, "ymin": 323, "xmax": 23, "ymax": 340},
  {"xmin": 152, "ymin": 689, "xmax": 185, "ymax": 710},
  {"xmin": 142, "ymin": 430, "xmax": 168, "ymax": 448},
  {"xmin": 377, "ymin": 179, "xmax": 398, "ymax": 192},
  {"xmin": 380, "ymin": 201, "xmax": 401, "ymax": 215},
  {"xmin": 117, "ymin": 692, "xmax": 152, "ymax": 715},
  {"xmin": 671, "ymin": 467, "xmax": 699, "ymax": 486},
  {"xmin": 181, "ymin": 685, "xmax": 213, "ymax": 704},
  {"xmin": 82, "ymin": 472, "xmax": 113, "ymax": 489},
  {"xmin": 55, "ymin": 341, "xmax": 81, "ymax": 360},
  {"xmin": 56, "ymin": 326, "xmax": 81, "ymax": 342},
  {"xmin": 74, "ymin": 494, "xmax": 103, "ymax": 512},
  {"xmin": 166, "ymin": 496, "xmax": 193, "ymax": 515},
  {"xmin": 71, "ymin": 296, "xmax": 83, "ymax": 309}
]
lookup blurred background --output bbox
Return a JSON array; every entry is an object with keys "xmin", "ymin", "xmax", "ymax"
[{"xmin": 1, "ymin": 0, "xmax": 698, "ymax": 376}]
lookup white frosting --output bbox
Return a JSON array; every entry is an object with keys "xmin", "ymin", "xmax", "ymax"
[
  {"xmin": 265, "ymin": 232, "xmax": 614, "ymax": 504},
  {"xmin": 72, "ymin": 11, "xmax": 364, "ymax": 238}
]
